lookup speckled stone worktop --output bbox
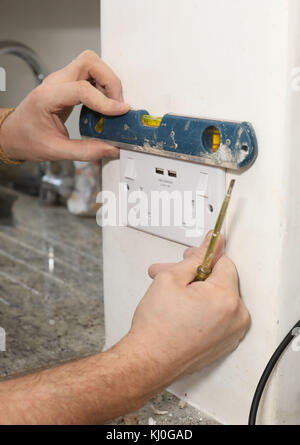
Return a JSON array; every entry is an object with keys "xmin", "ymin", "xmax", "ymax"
[{"xmin": 0, "ymin": 185, "xmax": 104, "ymax": 376}]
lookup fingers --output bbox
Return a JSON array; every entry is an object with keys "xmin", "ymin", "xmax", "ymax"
[
  {"xmin": 148, "ymin": 263, "xmax": 176, "ymax": 279},
  {"xmin": 169, "ymin": 231, "xmax": 224, "ymax": 285},
  {"xmin": 44, "ymin": 81, "xmax": 130, "ymax": 116},
  {"xmin": 183, "ymin": 231, "xmax": 224, "ymax": 270},
  {"xmin": 86, "ymin": 55, "xmax": 124, "ymax": 102},
  {"xmin": 206, "ymin": 254, "xmax": 239, "ymax": 289},
  {"xmin": 45, "ymin": 50, "xmax": 125, "ymax": 102},
  {"xmin": 148, "ymin": 231, "xmax": 224, "ymax": 285},
  {"xmin": 48, "ymin": 138, "xmax": 120, "ymax": 161},
  {"xmin": 76, "ymin": 50, "xmax": 124, "ymax": 101},
  {"xmin": 183, "ymin": 231, "xmax": 213, "ymax": 259}
]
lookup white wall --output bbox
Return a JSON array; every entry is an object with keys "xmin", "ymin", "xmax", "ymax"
[{"xmin": 101, "ymin": 0, "xmax": 300, "ymax": 425}]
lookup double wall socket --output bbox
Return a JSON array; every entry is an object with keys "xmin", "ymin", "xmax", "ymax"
[{"xmin": 120, "ymin": 149, "xmax": 225, "ymax": 247}]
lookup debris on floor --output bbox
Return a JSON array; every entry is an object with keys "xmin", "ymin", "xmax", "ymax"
[
  {"xmin": 109, "ymin": 392, "xmax": 219, "ymax": 425},
  {"xmin": 150, "ymin": 404, "xmax": 168, "ymax": 416},
  {"xmin": 124, "ymin": 414, "xmax": 139, "ymax": 425},
  {"xmin": 148, "ymin": 417, "xmax": 157, "ymax": 425}
]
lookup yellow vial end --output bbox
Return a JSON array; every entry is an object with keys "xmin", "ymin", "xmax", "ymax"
[
  {"xmin": 142, "ymin": 114, "xmax": 162, "ymax": 128},
  {"xmin": 95, "ymin": 117, "xmax": 104, "ymax": 133},
  {"xmin": 212, "ymin": 127, "xmax": 221, "ymax": 152},
  {"xmin": 202, "ymin": 126, "xmax": 221, "ymax": 153}
]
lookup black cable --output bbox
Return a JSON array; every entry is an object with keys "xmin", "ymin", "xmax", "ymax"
[{"xmin": 248, "ymin": 319, "xmax": 300, "ymax": 425}]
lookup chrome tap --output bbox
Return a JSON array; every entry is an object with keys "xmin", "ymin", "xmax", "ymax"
[
  {"xmin": 0, "ymin": 41, "xmax": 73, "ymax": 205},
  {"xmin": 0, "ymin": 40, "xmax": 46, "ymax": 84}
]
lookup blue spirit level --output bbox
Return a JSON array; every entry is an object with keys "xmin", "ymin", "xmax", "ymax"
[{"xmin": 79, "ymin": 106, "xmax": 258, "ymax": 170}]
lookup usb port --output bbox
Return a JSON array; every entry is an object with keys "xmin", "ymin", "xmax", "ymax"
[
  {"xmin": 155, "ymin": 168, "xmax": 164, "ymax": 175},
  {"xmin": 168, "ymin": 170, "xmax": 177, "ymax": 178}
]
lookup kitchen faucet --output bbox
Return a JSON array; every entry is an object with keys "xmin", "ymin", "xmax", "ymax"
[{"xmin": 0, "ymin": 41, "xmax": 73, "ymax": 204}]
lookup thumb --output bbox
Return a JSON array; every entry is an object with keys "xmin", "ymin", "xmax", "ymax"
[
  {"xmin": 45, "ymin": 81, "xmax": 130, "ymax": 116},
  {"xmin": 168, "ymin": 231, "xmax": 224, "ymax": 285},
  {"xmin": 49, "ymin": 137, "xmax": 120, "ymax": 161}
]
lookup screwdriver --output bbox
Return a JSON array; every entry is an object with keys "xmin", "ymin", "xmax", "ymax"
[{"xmin": 194, "ymin": 179, "xmax": 236, "ymax": 282}]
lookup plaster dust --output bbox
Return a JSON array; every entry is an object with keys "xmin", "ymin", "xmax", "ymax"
[{"xmin": 108, "ymin": 392, "xmax": 219, "ymax": 426}]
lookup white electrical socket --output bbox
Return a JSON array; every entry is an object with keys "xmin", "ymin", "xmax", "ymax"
[{"xmin": 120, "ymin": 149, "xmax": 225, "ymax": 247}]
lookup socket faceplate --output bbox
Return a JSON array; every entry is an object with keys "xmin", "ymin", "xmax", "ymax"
[{"xmin": 120, "ymin": 149, "xmax": 225, "ymax": 247}]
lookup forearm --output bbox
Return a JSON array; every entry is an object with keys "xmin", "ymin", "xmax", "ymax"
[{"xmin": 0, "ymin": 334, "xmax": 167, "ymax": 425}]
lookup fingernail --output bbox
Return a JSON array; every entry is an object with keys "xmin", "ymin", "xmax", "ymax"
[
  {"xmin": 117, "ymin": 102, "xmax": 130, "ymax": 111},
  {"xmin": 108, "ymin": 148, "xmax": 120, "ymax": 158}
]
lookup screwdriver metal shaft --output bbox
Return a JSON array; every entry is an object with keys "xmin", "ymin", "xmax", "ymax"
[{"xmin": 194, "ymin": 179, "xmax": 236, "ymax": 282}]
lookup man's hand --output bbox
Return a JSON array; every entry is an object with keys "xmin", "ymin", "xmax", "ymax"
[
  {"xmin": 0, "ymin": 50, "xmax": 130, "ymax": 162},
  {"xmin": 0, "ymin": 232, "xmax": 250, "ymax": 424},
  {"xmin": 129, "ymin": 231, "xmax": 250, "ymax": 384}
]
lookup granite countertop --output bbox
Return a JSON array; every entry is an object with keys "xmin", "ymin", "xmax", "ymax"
[{"xmin": 0, "ymin": 185, "xmax": 104, "ymax": 376}]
